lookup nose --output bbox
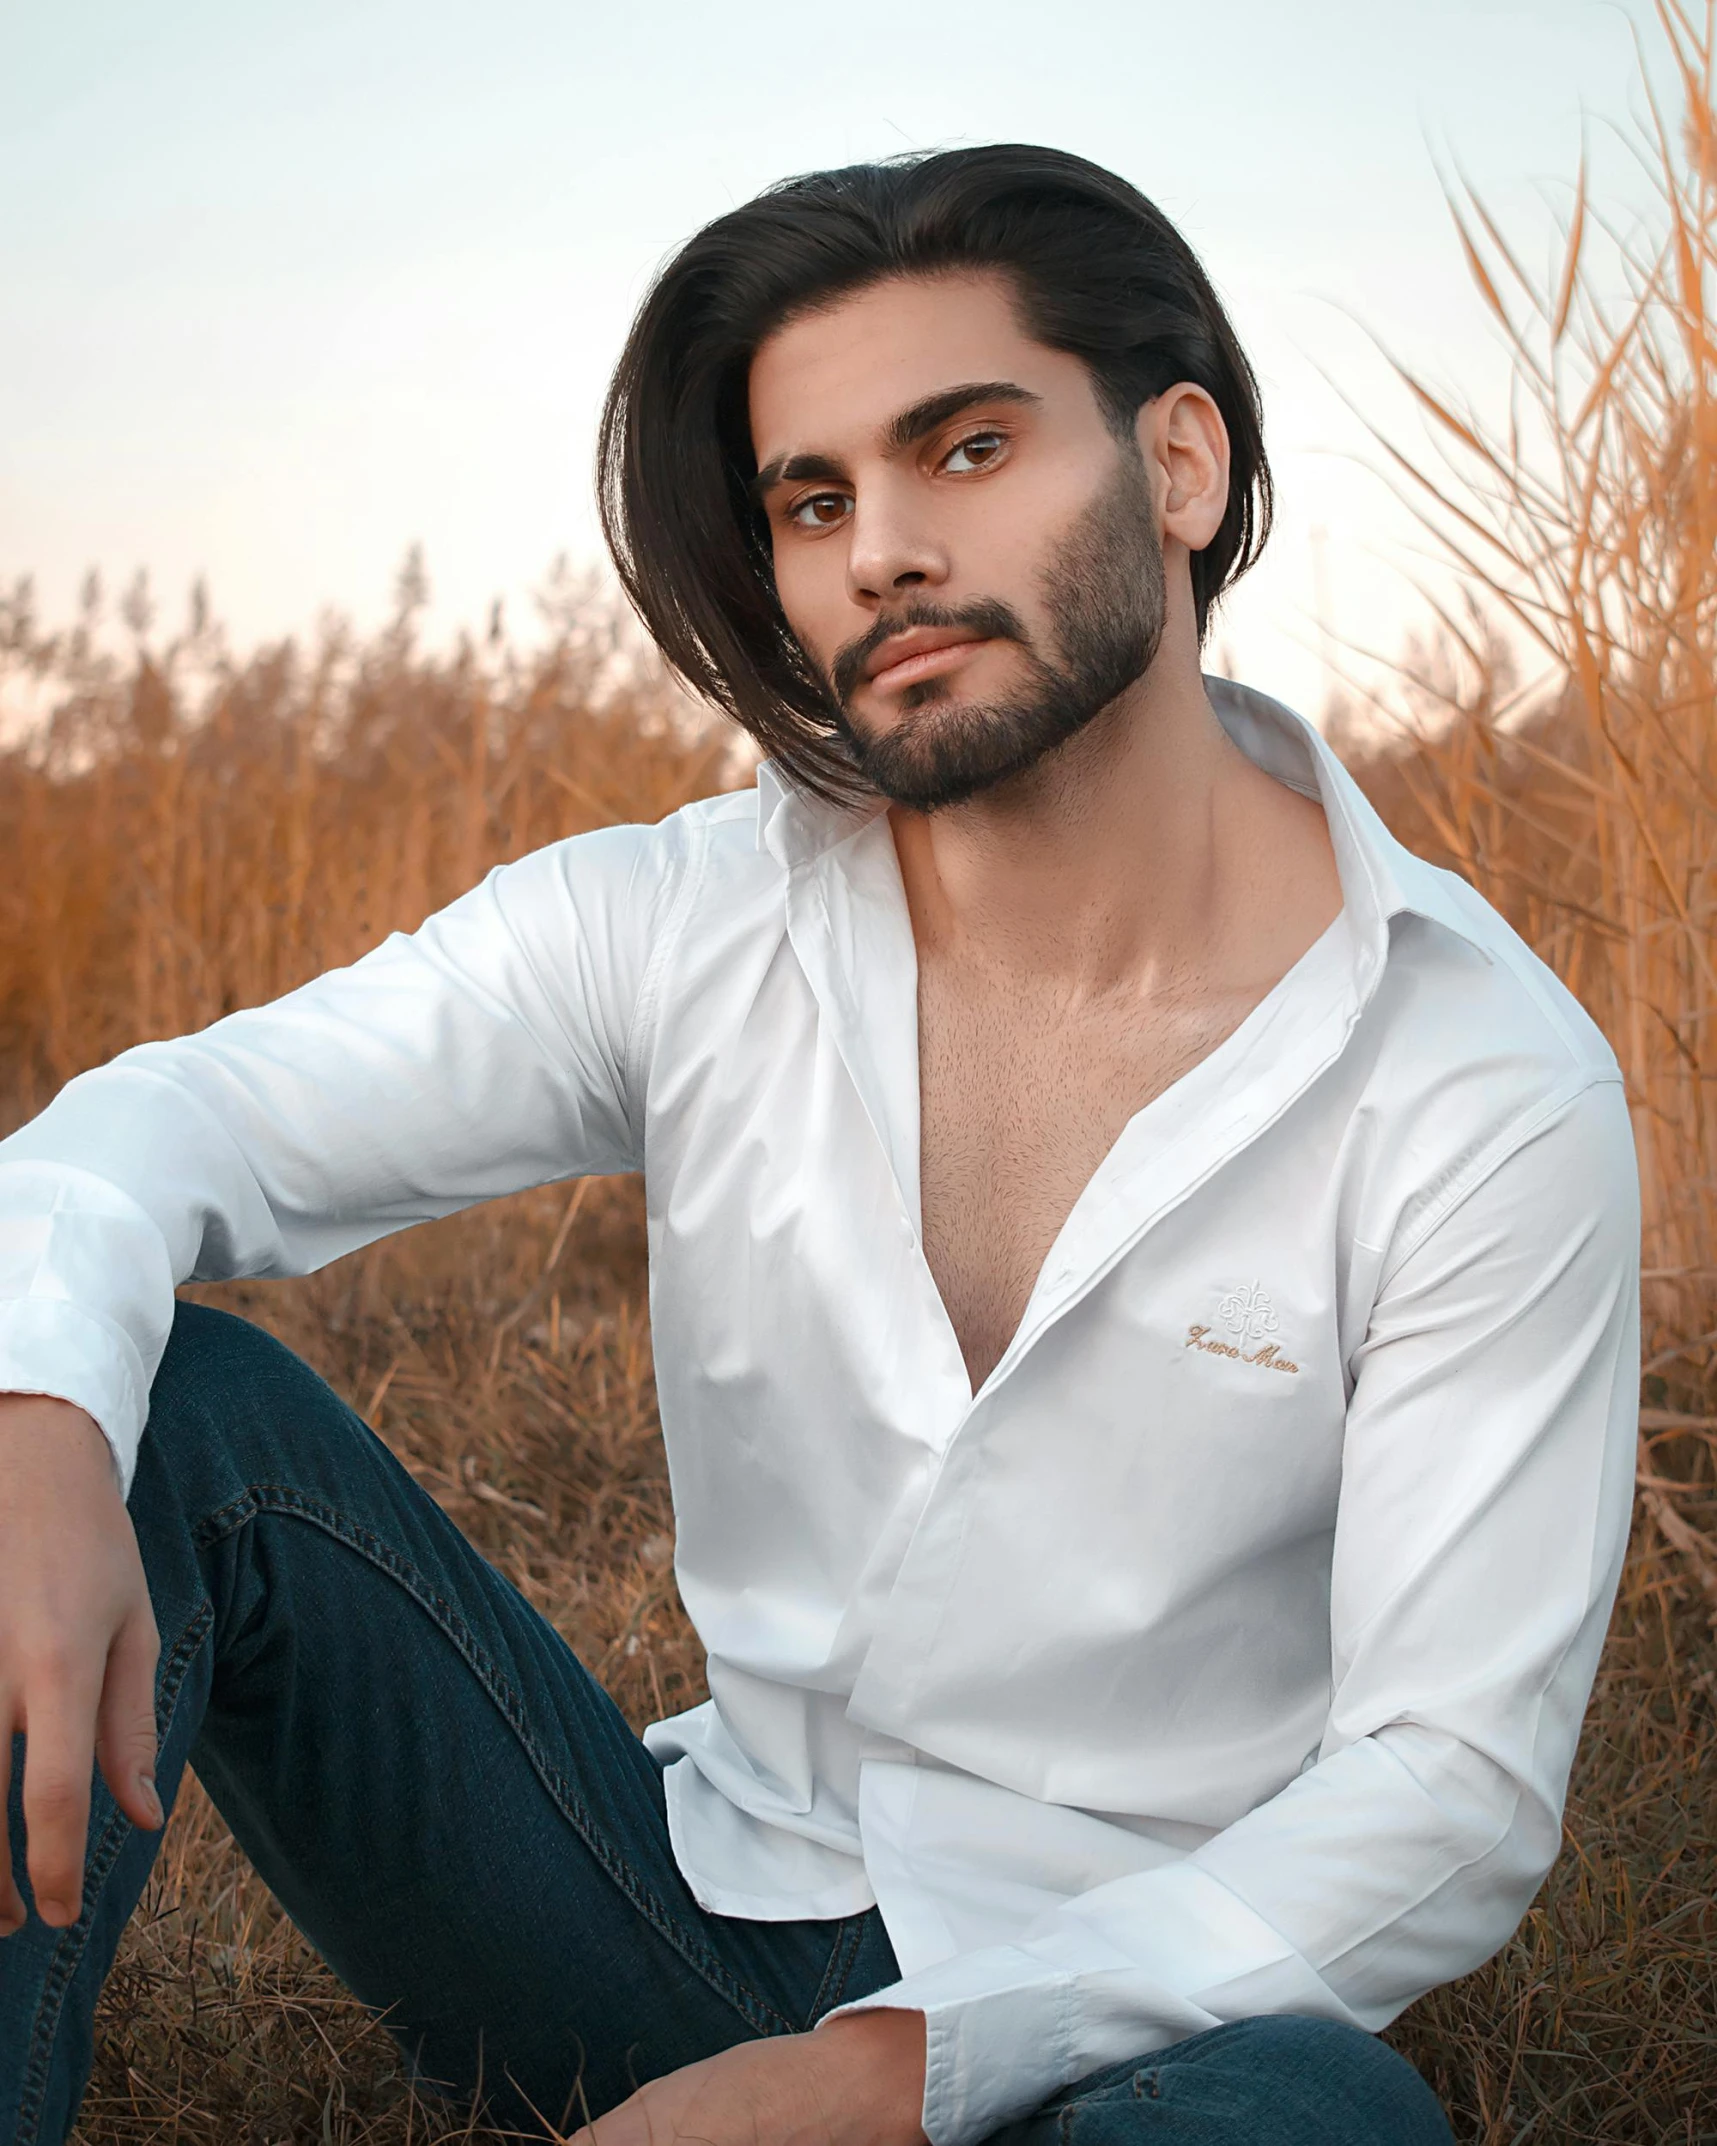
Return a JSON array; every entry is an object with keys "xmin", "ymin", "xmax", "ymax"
[{"xmin": 844, "ymin": 482, "xmax": 949, "ymax": 608}]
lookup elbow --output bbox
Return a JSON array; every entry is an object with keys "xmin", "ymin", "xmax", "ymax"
[{"xmin": 1350, "ymin": 1721, "xmax": 1567, "ymax": 2011}]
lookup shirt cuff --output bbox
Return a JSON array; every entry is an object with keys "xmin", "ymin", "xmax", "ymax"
[
  {"xmin": 823, "ymin": 1942, "xmax": 1204, "ymax": 2146},
  {"xmin": 0, "ymin": 1295, "xmax": 149, "ymax": 1493},
  {"xmin": 817, "ymin": 1857, "xmax": 1341, "ymax": 2144},
  {"xmin": 821, "ymin": 1953, "xmax": 1064, "ymax": 2146}
]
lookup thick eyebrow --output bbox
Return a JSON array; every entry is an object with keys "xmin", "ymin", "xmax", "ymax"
[
  {"xmin": 749, "ymin": 450, "xmax": 846, "ymax": 505},
  {"xmin": 880, "ymin": 379, "xmax": 1040, "ymax": 454},
  {"xmin": 749, "ymin": 380, "xmax": 1041, "ymax": 505}
]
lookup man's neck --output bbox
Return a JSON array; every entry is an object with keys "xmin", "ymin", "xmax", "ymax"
[{"xmin": 888, "ymin": 629, "xmax": 1328, "ymax": 1002}]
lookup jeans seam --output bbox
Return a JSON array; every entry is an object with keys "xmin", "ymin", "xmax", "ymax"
[
  {"xmin": 1053, "ymin": 2059, "xmax": 1156, "ymax": 2125},
  {"xmin": 15, "ymin": 1600, "xmax": 214, "ymax": 2146},
  {"xmin": 191, "ymin": 1484, "xmax": 797, "ymax": 2039},
  {"xmin": 803, "ymin": 1914, "xmax": 865, "ymax": 2026}
]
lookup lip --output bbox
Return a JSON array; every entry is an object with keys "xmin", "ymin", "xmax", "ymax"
[{"xmin": 865, "ymin": 628, "xmax": 991, "ymax": 692}]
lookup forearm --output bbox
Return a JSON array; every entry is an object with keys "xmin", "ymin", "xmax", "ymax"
[{"xmin": 586, "ymin": 2008, "xmax": 928, "ymax": 2146}]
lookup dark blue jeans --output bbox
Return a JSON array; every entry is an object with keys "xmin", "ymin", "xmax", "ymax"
[{"xmin": 0, "ymin": 1304, "xmax": 1455, "ymax": 2145}]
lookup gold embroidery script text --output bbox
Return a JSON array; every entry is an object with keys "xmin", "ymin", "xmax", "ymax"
[{"xmin": 1184, "ymin": 1324, "xmax": 1301, "ymax": 1375}]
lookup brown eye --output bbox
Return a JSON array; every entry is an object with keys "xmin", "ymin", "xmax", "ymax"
[
  {"xmin": 789, "ymin": 492, "xmax": 852, "ymax": 529},
  {"xmin": 943, "ymin": 430, "xmax": 1005, "ymax": 473}
]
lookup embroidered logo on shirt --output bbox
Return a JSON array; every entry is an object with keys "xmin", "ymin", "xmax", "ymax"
[{"xmin": 1185, "ymin": 1282, "xmax": 1300, "ymax": 1374}]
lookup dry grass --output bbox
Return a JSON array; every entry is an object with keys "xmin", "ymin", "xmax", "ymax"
[{"xmin": 2, "ymin": 8, "xmax": 1715, "ymax": 2139}]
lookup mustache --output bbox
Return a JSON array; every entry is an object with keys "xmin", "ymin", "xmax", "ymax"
[{"xmin": 828, "ymin": 597, "xmax": 1029, "ymax": 709}]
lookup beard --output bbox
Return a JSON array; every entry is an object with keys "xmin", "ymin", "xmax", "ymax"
[{"xmin": 822, "ymin": 441, "xmax": 1167, "ymax": 812}]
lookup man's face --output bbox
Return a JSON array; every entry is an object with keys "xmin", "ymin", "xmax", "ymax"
[{"xmin": 747, "ymin": 270, "xmax": 1167, "ymax": 811}]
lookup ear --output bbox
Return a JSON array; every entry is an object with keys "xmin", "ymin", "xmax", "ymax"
[{"xmin": 1133, "ymin": 385, "xmax": 1230, "ymax": 556}]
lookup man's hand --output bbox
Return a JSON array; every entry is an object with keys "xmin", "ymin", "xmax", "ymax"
[
  {"xmin": 580, "ymin": 2009, "xmax": 929, "ymax": 2146},
  {"xmin": 0, "ymin": 1395, "xmax": 162, "ymax": 1935}
]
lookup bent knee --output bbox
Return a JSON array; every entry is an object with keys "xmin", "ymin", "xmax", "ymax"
[
  {"xmin": 150, "ymin": 1301, "xmax": 312, "ymax": 1422},
  {"xmin": 139, "ymin": 1301, "xmax": 354, "ymax": 1499},
  {"xmin": 1161, "ymin": 2015, "xmax": 1452, "ymax": 2143}
]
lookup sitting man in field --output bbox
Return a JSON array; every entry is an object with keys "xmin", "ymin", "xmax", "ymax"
[{"xmin": 0, "ymin": 147, "xmax": 1638, "ymax": 2146}]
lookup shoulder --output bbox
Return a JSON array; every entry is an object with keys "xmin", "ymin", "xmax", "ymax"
[
  {"xmin": 477, "ymin": 784, "xmax": 771, "ymax": 942},
  {"xmin": 1348, "ymin": 861, "xmax": 1630, "ymax": 1261},
  {"xmin": 1403, "ymin": 859, "xmax": 1614, "ymax": 1070},
  {"xmin": 384, "ymin": 789, "xmax": 774, "ymax": 1078},
  {"xmin": 1370, "ymin": 859, "xmax": 1617, "ymax": 1097}
]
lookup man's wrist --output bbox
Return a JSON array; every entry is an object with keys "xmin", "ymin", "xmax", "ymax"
[
  {"xmin": 815, "ymin": 2007, "xmax": 929, "ymax": 2144},
  {"xmin": 0, "ymin": 1392, "xmax": 123, "ymax": 1493}
]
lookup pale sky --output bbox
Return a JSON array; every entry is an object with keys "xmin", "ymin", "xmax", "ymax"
[{"xmin": 1, "ymin": 0, "xmax": 1666, "ymax": 717}]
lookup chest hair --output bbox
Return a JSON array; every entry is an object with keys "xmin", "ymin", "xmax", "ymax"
[{"xmin": 917, "ymin": 963, "xmax": 1255, "ymax": 1392}]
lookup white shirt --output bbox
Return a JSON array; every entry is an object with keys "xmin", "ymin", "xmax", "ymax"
[{"xmin": 0, "ymin": 681, "xmax": 1640, "ymax": 2146}]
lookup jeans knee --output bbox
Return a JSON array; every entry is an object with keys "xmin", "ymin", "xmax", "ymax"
[
  {"xmin": 138, "ymin": 1302, "xmax": 341, "ymax": 1505},
  {"xmin": 1200, "ymin": 2015, "xmax": 1451, "ymax": 2141},
  {"xmin": 151, "ymin": 1300, "xmax": 302, "ymax": 1423}
]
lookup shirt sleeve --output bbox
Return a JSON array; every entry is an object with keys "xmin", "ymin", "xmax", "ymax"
[
  {"xmin": 825, "ymin": 1075, "xmax": 1641, "ymax": 2146},
  {"xmin": 0, "ymin": 813, "xmax": 698, "ymax": 1492}
]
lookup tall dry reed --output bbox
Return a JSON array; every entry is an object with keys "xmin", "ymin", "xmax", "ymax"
[
  {"xmin": 1335, "ymin": 0, "xmax": 1717, "ymax": 1593},
  {"xmin": 0, "ymin": 553, "xmax": 735, "ymax": 1120}
]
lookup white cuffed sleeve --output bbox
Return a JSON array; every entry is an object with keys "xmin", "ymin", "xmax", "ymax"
[
  {"xmin": 827, "ymin": 1077, "xmax": 1641, "ymax": 2146},
  {"xmin": 0, "ymin": 814, "xmax": 699, "ymax": 1490}
]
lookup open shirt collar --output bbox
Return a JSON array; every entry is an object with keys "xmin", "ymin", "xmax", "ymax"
[{"xmin": 752, "ymin": 677, "xmax": 1486, "ymax": 993}]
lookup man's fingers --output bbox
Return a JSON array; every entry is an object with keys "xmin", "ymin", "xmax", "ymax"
[
  {"xmin": 21, "ymin": 1678, "xmax": 101, "ymax": 1928},
  {"xmin": 0, "ymin": 1706, "xmax": 26, "ymax": 1936},
  {"xmin": 579, "ymin": 2079, "xmax": 664, "ymax": 2146},
  {"xmin": 96, "ymin": 1611, "xmax": 162, "ymax": 1833},
  {"xmin": 0, "ymin": 1395, "xmax": 147, "ymax": 1933}
]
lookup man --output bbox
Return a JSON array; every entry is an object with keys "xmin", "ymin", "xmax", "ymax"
[{"xmin": 0, "ymin": 147, "xmax": 1637, "ymax": 2146}]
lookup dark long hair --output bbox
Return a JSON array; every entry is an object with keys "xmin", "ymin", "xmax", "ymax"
[{"xmin": 598, "ymin": 144, "xmax": 1273, "ymax": 802}]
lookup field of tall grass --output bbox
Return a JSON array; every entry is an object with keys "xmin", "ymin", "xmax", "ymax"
[{"xmin": 2, "ymin": 6, "xmax": 1714, "ymax": 2139}]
